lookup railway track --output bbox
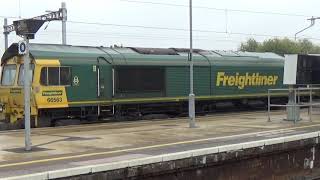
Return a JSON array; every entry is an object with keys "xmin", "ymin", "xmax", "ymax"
[
  {"xmin": 0, "ymin": 109, "xmax": 295, "ymax": 135},
  {"xmin": 1, "ymin": 102, "xmax": 317, "ymax": 132}
]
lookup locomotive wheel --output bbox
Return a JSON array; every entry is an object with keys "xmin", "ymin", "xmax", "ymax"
[
  {"xmin": 37, "ymin": 115, "xmax": 52, "ymax": 127},
  {"xmin": 54, "ymin": 119, "xmax": 81, "ymax": 127},
  {"xmin": 11, "ymin": 120, "xmax": 24, "ymax": 130},
  {"xmin": 141, "ymin": 114, "xmax": 169, "ymax": 120},
  {"xmin": 0, "ymin": 122, "xmax": 10, "ymax": 130}
]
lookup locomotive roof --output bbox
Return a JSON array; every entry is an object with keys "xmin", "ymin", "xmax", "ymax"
[{"xmin": 1, "ymin": 43, "xmax": 284, "ymax": 65}]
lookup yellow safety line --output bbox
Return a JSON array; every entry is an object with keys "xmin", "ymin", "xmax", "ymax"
[
  {"xmin": 0, "ymin": 123, "xmax": 319, "ymax": 168},
  {"xmin": 222, "ymin": 124, "xmax": 278, "ymax": 129}
]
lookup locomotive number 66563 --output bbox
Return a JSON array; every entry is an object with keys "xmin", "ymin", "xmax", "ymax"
[{"xmin": 47, "ymin": 97, "xmax": 62, "ymax": 103}]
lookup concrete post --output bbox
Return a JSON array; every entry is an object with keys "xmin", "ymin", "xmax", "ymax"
[
  {"xmin": 24, "ymin": 38, "xmax": 32, "ymax": 151},
  {"xmin": 61, "ymin": 2, "xmax": 67, "ymax": 45},
  {"xmin": 188, "ymin": 0, "xmax": 196, "ymax": 128},
  {"xmin": 3, "ymin": 18, "xmax": 8, "ymax": 50},
  {"xmin": 267, "ymin": 89, "xmax": 271, "ymax": 122},
  {"xmin": 286, "ymin": 85, "xmax": 300, "ymax": 122},
  {"xmin": 309, "ymin": 86, "xmax": 313, "ymax": 122}
]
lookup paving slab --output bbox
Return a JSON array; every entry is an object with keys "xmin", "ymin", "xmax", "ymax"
[{"xmin": 0, "ymin": 110, "xmax": 319, "ymax": 179}]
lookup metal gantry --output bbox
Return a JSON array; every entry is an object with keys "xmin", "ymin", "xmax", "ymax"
[
  {"xmin": 3, "ymin": 18, "xmax": 9, "ymax": 49},
  {"xmin": 3, "ymin": 2, "xmax": 67, "ymax": 49}
]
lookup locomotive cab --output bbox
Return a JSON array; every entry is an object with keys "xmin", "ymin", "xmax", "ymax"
[
  {"xmin": 0, "ymin": 56, "xmax": 36, "ymax": 128},
  {"xmin": 0, "ymin": 43, "xmax": 113, "ymax": 129}
]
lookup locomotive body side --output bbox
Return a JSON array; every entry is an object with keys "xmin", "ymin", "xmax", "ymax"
[
  {"xmin": 111, "ymin": 50, "xmax": 285, "ymax": 103},
  {"xmin": 0, "ymin": 43, "xmax": 286, "ymax": 129},
  {"xmin": 210, "ymin": 55, "xmax": 284, "ymax": 99}
]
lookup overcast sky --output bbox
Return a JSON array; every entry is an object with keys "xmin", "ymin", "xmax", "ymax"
[{"xmin": 1, "ymin": 0, "xmax": 320, "ymax": 55}]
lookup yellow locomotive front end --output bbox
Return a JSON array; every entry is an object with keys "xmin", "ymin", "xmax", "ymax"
[{"xmin": 0, "ymin": 56, "xmax": 37, "ymax": 129}]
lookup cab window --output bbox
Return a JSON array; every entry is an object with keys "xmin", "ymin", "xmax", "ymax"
[
  {"xmin": 48, "ymin": 67, "xmax": 59, "ymax": 85},
  {"xmin": 60, "ymin": 67, "xmax": 71, "ymax": 85},
  {"xmin": 1, "ymin": 64, "xmax": 17, "ymax": 86},
  {"xmin": 40, "ymin": 67, "xmax": 71, "ymax": 86},
  {"xmin": 18, "ymin": 64, "xmax": 35, "ymax": 86}
]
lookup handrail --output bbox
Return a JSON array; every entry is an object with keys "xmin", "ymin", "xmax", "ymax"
[{"xmin": 267, "ymin": 87, "xmax": 320, "ymax": 123}]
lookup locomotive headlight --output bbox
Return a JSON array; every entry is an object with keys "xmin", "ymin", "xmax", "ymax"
[{"xmin": 34, "ymin": 86, "xmax": 40, "ymax": 93}]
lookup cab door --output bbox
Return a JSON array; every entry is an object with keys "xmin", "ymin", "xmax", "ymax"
[{"xmin": 96, "ymin": 57, "xmax": 112, "ymax": 100}]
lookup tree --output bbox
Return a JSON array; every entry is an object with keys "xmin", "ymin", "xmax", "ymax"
[
  {"xmin": 239, "ymin": 38, "xmax": 259, "ymax": 52},
  {"xmin": 298, "ymin": 39, "xmax": 315, "ymax": 54},
  {"xmin": 238, "ymin": 38, "xmax": 320, "ymax": 56}
]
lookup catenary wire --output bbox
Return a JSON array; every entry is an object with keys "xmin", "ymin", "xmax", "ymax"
[
  {"xmin": 66, "ymin": 20, "xmax": 320, "ymax": 40},
  {"xmin": 119, "ymin": 0, "xmax": 313, "ymax": 17}
]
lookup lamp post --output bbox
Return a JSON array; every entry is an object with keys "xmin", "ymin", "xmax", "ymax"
[
  {"xmin": 189, "ymin": 0, "xmax": 196, "ymax": 128},
  {"xmin": 13, "ymin": 19, "xmax": 45, "ymax": 151},
  {"xmin": 23, "ymin": 38, "xmax": 31, "ymax": 151}
]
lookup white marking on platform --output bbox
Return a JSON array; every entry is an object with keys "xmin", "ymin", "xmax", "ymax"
[{"xmin": 70, "ymin": 154, "xmax": 151, "ymax": 166}]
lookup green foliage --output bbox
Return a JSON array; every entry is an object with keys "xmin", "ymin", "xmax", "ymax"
[
  {"xmin": 239, "ymin": 38, "xmax": 258, "ymax": 52},
  {"xmin": 239, "ymin": 38, "xmax": 320, "ymax": 56}
]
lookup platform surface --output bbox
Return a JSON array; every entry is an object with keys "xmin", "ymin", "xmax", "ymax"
[{"xmin": 0, "ymin": 110, "xmax": 320, "ymax": 178}]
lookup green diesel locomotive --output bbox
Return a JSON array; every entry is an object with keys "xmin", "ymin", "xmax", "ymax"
[{"xmin": 0, "ymin": 43, "xmax": 285, "ymax": 128}]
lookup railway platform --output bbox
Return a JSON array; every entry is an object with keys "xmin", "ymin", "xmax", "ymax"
[{"xmin": 1, "ymin": 110, "xmax": 320, "ymax": 179}]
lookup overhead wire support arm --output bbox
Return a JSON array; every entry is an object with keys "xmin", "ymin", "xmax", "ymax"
[
  {"xmin": 295, "ymin": 16, "xmax": 320, "ymax": 40},
  {"xmin": 3, "ymin": 22, "xmax": 15, "ymax": 34},
  {"xmin": 3, "ymin": 9, "xmax": 64, "ymax": 34},
  {"xmin": 33, "ymin": 9, "xmax": 63, "ymax": 21}
]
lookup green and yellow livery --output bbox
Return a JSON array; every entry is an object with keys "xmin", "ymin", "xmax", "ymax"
[{"xmin": 0, "ymin": 43, "xmax": 286, "ymax": 129}]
